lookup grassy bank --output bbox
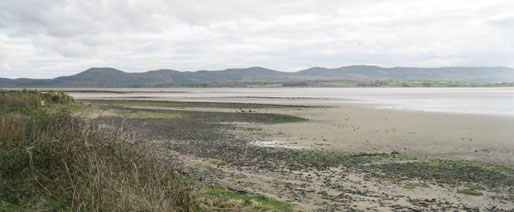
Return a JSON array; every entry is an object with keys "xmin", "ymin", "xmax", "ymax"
[{"xmin": 0, "ymin": 90, "xmax": 297, "ymax": 211}]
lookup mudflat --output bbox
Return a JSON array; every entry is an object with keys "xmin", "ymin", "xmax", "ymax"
[
  {"xmin": 127, "ymin": 96, "xmax": 514, "ymax": 166},
  {"xmin": 79, "ymin": 96, "xmax": 514, "ymax": 211}
]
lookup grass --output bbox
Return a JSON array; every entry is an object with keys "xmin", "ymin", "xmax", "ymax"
[
  {"xmin": 404, "ymin": 183, "xmax": 429, "ymax": 189},
  {"xmin": 383, "ymin": 177, "xmax": 402, "ymax": 182},
  {"xmin": 265, "ymin": 113, "xmax": 307, "ymax": 123},
  {"xmin": 456, "ymin": 184, "xmax": 484, "ymax": 196},
  {"xmin": 457, "ymin": 189, "xmax": 484, "ymax": 196},
  {"xmin": 196, "ymin": 185, "xmax": 300, "ymax": 211}
]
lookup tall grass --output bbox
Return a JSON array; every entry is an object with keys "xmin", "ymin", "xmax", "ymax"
[
  {"xmin": 0, "ymin": 114, "xmax": 29, "ymax": 150},
  {"xmin": 0, "ymin": 91, "xmax": 193, "ymax": 211}
]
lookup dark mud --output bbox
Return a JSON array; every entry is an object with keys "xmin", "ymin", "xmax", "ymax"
[
  {"xmin": 55, "ymin": 90, "xmax": 187, "ymax": 94},
  {"xmin": 85, "ymin": 99, "xmax": 317, "ymax": 109}
]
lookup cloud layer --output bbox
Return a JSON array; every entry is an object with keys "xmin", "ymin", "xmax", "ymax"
[{"xmin": 1, "ymin": 0, "xmax": 514, "ymax": 78}]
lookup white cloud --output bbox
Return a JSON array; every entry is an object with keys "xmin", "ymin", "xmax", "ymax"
[{"xmin": 1, "ymin": 0, "xmax": 514, "ymax": 78}]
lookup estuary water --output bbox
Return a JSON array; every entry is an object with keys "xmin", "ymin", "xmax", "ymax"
[{"xmin": 65, "ymin": 87, "xmax": 514, "ymax": 117}]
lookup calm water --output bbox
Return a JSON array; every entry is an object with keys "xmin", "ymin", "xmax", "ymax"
[{"xmin": 65, "ymin": 87, "xmax": 514, "ymax": 116}]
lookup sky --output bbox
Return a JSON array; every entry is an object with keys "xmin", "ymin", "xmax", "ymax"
[{"xmin": 1, "ymin": 0, "xmax": 514, "ymax": 78}]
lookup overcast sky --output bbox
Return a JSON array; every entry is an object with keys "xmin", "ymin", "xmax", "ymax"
[{"xmin": 1, "ymin": 0, "xmax": 514, "ymax": 78}]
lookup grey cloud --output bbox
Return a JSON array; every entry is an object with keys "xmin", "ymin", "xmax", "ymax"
[{"xmin": 1, "ymin": 0, "xmax": 514, "ymax": 78}]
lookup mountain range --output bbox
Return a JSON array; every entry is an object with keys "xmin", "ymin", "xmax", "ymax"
[{"xmin": 1, "ymin": 65, "xmax": 514, "ymax": 87}]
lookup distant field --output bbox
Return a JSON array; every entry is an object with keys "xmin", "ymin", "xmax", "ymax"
[
  {"xmin": 170, "ymin": 81, "xmax": 514, "ymax": 88},
  {"xmin": 307, "ymin": 81, "xmax": 514, "ymax": 88}
]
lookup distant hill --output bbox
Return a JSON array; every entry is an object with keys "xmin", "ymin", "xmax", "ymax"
[
  {"xmin": 298, "ymin": 66, "xmax": 514, "ymax": 82},
  {"xmin": 1, "ymin": 66, "xmax": 514, "ymax": 87}
]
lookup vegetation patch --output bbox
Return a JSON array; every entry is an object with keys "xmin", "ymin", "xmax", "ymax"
[
  {"xmin": 383, "ymin": 178, "xmax": 402, "ymax": 182},
  {"xmin": 455, "ymin": 184, "xmax": 485, "ymax": 196},
  {"xmin": 209, "ymin": 159, "xmax": 226, "ymax": 166},
  {"xmin": 0, "ymin": 90, "xmax": 74, "ymax": 115},
  {"xmin": 196, "ymin": 185, "xmax": 300, "ymax": 211},
  {"xmin": 404, "ymin": 183, "xmax": 429, "ymax": 189},
  {"xmin": 457, "ymin": 189, "xmax": 484, "ymax": 196}
]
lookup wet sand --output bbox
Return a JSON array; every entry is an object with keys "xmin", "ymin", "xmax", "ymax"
[{"xmin": 246, "ymin": 100, "xmax": 514, "ymax": 167}]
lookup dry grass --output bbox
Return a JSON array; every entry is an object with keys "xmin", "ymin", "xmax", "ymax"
[
  {"xmin": 208, "ymin": 159, "xmax": 226, "ymax": 166},
  {"xmin": 0, "ymin": 114, "xmax": 30, "ymax": 150},
  {"xmin": 0, "ymin": 111, "xmax": 194, "ymax": 211}
]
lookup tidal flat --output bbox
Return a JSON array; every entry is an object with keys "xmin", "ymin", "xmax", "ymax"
[{"xmin": 77, "ymin": 94, "xmax": 514, "ymax": 211}]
